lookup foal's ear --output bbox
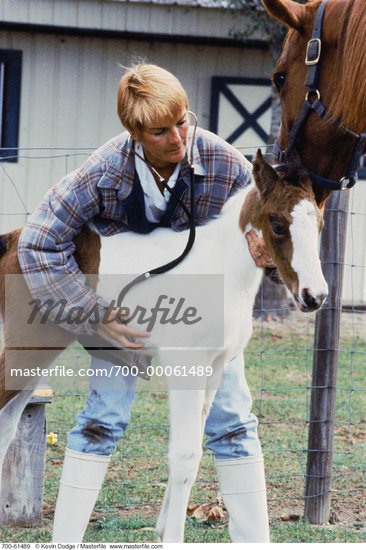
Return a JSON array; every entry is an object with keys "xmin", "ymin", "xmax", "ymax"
[
  {"xmin": 262, "ymin": 0, "xmax": 307, "ymax": 31},
  {"xmin": 253, "ymin": 149, "xmax": 279, "ymax": 199}
]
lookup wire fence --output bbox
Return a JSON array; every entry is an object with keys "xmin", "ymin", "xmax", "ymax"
[{"xmin": 1, "ymin": 145, "xmax": 365, "ymax": 527}]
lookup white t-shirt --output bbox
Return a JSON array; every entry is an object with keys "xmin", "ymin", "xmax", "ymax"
[{"xmin": 134, "ymin": 142, "xmax": 181, "ymax": 223}]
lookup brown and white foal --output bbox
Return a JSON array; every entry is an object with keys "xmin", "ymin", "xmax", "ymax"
[{"xmin": 0, "ymin": 150, "xmax": 327, "ymax": 541}]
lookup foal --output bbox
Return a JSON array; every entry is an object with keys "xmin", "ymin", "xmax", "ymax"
[{"xmin": 0, "ymin": 151, "xmax": 327, "ymax": 541}]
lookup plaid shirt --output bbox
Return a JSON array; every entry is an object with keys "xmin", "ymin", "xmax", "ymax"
[{"xmin": 18, "ymin": 127, "xmax": 253, "ymax": 334}]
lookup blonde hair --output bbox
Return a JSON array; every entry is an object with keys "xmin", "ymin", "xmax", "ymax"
[{"xmin": 117, "ymin": 63, "xmax": 188, "ymax": 137}]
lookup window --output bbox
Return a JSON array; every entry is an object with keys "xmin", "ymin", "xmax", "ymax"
[
  {"xmin": 210, "ymin": 76, "xmax": 272, "ymax": 160},
  {"xmin": 0, "ymin": 50, "xmax": 22, "ymax": 162}
]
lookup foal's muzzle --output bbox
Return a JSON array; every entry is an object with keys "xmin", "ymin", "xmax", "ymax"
[{"xmin": 295, "ymin": 288, "xmax": 327, "ymax": 312}]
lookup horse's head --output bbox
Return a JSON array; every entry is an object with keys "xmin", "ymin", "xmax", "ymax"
[
  {"xmin": 241, "ymin": 149, "xmax": 328, "ymax": 312},
  {"xmin": 262, "ymin": 0, "xmax": 366, "ymax": 207}
]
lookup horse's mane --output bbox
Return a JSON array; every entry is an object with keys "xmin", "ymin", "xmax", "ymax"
[{"xmin": 327, "ymin": 0, "xmax": 366, "ymax": 133}]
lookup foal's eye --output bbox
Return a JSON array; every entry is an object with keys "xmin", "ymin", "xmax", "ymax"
[
  {"xmin": 269, "ymin": 214, "xmax": 288, "ymax": 237},
  {"xmin": 269, "ymin": 215, "xmax": 288, "ymax": 236},
  {"xmin": 271, "ymin": 223, "xmax": 287, "ymax": 236},
  {"xmin": 273, "ymin": 72, "xmax": 286, "ymax": 92}
]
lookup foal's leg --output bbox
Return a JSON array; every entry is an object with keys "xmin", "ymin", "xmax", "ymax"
[
  {"xmin": 156, "ymin": 380, "xmax": 221, "ymax": 543},
  {"xmin": 156, "ymin": 355, "xmax": 226, "ymax": 542},
  {"xmin": 156, "ymin": 388, "xmax": 206, "ymax": 542}
]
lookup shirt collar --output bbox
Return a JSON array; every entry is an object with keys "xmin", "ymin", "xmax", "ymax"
[
  {"xmin": 97, "ymin": 126, "xmax": 205, "ymax": 198},
  {"xmin": 97, "ymin": 133, "xmax": 135, "ymax": 200},
  {"xmin": 180, "ymin": 126, "xmax": 206, "ymax": 182}
]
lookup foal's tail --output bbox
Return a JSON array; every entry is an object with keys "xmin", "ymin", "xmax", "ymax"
[
  {"xmin": 0, "ymin": 229, "xmax": 24, "ymax": 318},
  {"xmin": 0, "ymin": 229, "xmax": 22, "ymax": 261}
]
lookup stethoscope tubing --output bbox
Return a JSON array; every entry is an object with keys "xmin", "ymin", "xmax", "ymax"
[{"xmin": 117, "ymin": 111, "xmax": 198, "ymax": 307}]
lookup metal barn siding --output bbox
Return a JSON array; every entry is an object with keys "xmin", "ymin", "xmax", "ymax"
[{"xmin": 0, "ymin": 0, "xmax": 260, "ymax": 44}]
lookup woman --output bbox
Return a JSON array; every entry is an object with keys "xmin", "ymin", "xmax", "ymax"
[{"xmin": 18, "ymin": 63, "xmax": 272, "ymax": 543}]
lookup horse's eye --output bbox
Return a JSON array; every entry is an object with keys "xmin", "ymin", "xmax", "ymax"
[
  {"xmin": 271, "ymin": 223, "xmax": 287, "ymax": 236},
  {"xmin": 269, "ymin": 214, "xmax": 288, "ymax": 236},
  {"xmin": 273, "ymin": 72, "xmax": 286, "ymax": 92}
]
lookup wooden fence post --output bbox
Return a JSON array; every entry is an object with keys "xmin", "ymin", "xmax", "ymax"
[
  {"xmin": 304, "ymin": 190, "xmax": 350, "ymax": 524},
  {"xmin": 0, "ymin": 387, "xmax": 53, "ymax": 526}
]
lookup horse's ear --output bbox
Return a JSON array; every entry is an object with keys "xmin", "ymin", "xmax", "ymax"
[
  {"xmin": 253, "ymin": 149, "xmax": 279, "ymax": 199},
  {"xmin": 262, "ymin": 0, "xmax": 307, "ymax": 31}
]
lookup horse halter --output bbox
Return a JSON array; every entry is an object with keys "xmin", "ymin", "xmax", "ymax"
[{"xmin": 274, "ymin": 0, "xmax": 366, "ymax": 191}]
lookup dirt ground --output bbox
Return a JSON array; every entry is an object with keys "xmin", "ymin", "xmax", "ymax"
[{"xmin": 86, "ymin": 489, "xmax": 365, "ymax": 530}]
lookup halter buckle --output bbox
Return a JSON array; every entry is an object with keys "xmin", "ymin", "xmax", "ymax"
[
  {"xmin": 305, "ymin": 38, "xmax": 321, "ymax": 66},
  {"xmin": 340, "ymin": 175, "xmax": 357, "ymax": 190},
  {"xmin": 305, "ymin": 89, "xmax": 321, "ymax": 102}
]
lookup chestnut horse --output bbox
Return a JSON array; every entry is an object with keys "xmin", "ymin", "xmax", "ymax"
[
  {"xmin": 262, "ymin": 0, "xmax": 366, "ymax": 205},
  {"xmin": 0, "ymin": 151, "xmax": 327, "ymax": 541}
]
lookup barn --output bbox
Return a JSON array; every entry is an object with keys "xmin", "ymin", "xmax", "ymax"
[{"xmin": 0, "ymin": 0, "xmax": 365, "ymax": 304}]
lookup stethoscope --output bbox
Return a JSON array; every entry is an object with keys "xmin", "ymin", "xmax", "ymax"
[{"xmin": 116, "ymin": 110, "xmax": 198, "ymax": 307}]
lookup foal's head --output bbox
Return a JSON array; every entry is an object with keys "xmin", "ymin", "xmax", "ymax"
[{"xmin": 241, "ymin": 150, "xmax": 328, "ymax": 312}]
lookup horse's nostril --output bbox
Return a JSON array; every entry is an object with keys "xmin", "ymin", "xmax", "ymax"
[
  {"xmin": 303, "ymin": 290, "xmax": 316, "ymax": 309},
  {"xmin": 302, "ymin": 289, "xmax": 326, "ymax": 310}
]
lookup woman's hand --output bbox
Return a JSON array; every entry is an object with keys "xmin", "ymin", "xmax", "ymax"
[
  {"xmin": 98, "ymin": 309, "xmax": 150, "ymax": 349},
  {"xmin": 245, "ymin": 229, "xmax": 275, "ymax": 268}
]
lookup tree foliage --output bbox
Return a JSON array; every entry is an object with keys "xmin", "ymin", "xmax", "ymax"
[{"xmin": 225, "ymin": 0, "xmax": 307, "ymax": 57}]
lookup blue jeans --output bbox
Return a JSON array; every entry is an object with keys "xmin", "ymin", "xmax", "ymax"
[{"xmin": 67, "ymin": 353, "xmax": 262, "ymax": 459}]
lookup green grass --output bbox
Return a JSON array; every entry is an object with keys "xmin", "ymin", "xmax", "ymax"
[
  {"xmin": 0, "ymin": 313, "xmax": 365, "ymax": 543},
  {"xmin": 1, "ymin": 515, "xmax": 365, "ymax": 543}
]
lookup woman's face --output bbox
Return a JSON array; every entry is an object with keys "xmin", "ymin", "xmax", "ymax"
[{"xmin": 137, "ymin": 109, "xmax": 189, "ymax": 171}]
